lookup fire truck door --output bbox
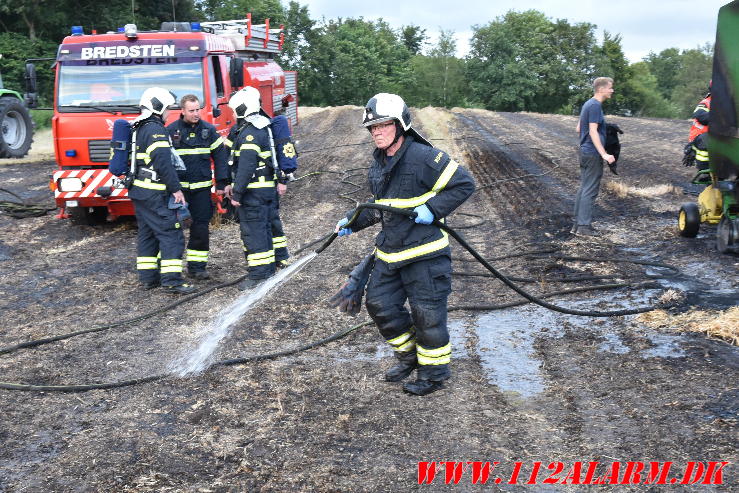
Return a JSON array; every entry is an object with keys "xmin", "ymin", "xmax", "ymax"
[{"xmin": 207, "ymin": 55, "xmax": 231, "ymax": 132}]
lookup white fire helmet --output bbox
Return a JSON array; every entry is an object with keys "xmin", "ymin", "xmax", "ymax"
[
  {"xmin": 362, "ymin": 93, "xmax": 412, "ymax": 131},
  {"xmin": 139, "ymin": 87, "xmax": 176, "ymax": 116},
  {"xmin": 229, "ymin": 86, "xmax": 261, "ymax": 119}
]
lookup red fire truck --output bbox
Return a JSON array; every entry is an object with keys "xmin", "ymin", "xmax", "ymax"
[{"xmin": 40, "ymin": 16, "xmax": 297, "ymax": 224}]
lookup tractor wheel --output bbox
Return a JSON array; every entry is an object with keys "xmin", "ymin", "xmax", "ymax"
[
  {"xmin": 716, "ymin": 216, "xmax": 739, "ymax": 254},
  {"xmin": 68, "ymin": 206, "xmax": 108, "ymax": 226},
  {"xmin": 0, "ymin": 96, "xmax": 34, "ymax": 158},
  {"xmin": 677, "ymin": 203, "xmax": 700, "ymax": 238}
]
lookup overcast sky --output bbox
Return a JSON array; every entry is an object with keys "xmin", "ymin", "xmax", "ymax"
[{"xmin": 297, "ymin": 0, "xmax": 726, "ymax": 63}]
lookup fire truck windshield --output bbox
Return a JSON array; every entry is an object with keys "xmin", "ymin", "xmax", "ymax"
[{"xmin": 57, "ymin": 60, "xmax": 204, "ymax": 112}]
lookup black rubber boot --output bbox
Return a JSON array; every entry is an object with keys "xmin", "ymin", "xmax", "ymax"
[
  {"xmin": 403, "ymin": 379, "xmax": 444, "ymax": 396},
  {"xmin": 163, "ymin": 283, "xmax": 196, "ymax": 295},
  {"xmin": 384, "ymin": 352, "xmax": 418, "ymax": 382},
  {"xmin": 189, "ymin": 270, "xmax": 210, "ymax": 280},
  {"xmin": 140, "ymin": 280, "xmax": 160, "ymax": 290}
]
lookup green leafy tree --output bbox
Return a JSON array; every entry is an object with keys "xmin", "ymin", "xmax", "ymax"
[
  {"xmin": 670, "ymin": 45, "xmax": 713, "ymax": 118},
  {"xmin": 623, "ymin": 61, "xmax": 678, "ymax": 117},
  {"xmin": 643, "ymin": 48, "xmax": 682, "ymax": 100},
  {"xmin": 466, "ymin": 10, "xmax": 600, "ymax": 113},
  {"xmin": 596, "ymin": 31, "xmax": 636, "ymax": 115},
  {"xmin": 298, "ymin": 17, "xmax": 412, "ymax": 106},
  {"xmin": 195, "ymin": 0, "xmax": 285, "ymax": 24},
  {"xmin": 277, "ymin": 1, "xmax": 314, "ymax": 70},
  {"xmin": 401, "ymin": 25, "xmax": 427, "ymax": 55},
  {"xmin": 402, "ymin": 29, "xmax": 466, "ymax": 108},
  {"xmin": 0, "ymin": 33, "xmax": 56, "ymax": 103}
]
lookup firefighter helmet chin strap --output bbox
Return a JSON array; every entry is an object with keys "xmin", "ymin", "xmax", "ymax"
[{"xmin": 378, "ymin": 120, "xmax": 405, "ymax": 157}]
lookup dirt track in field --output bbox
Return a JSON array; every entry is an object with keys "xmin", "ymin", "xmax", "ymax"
[{"xmin": 0, "ymin": 107, "xmax": 737, "ymax": 492}]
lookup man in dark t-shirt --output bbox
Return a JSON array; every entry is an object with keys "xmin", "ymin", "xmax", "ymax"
[{"xmin": 572, "ymin": 77, "xmax": 616, "ymax": 236}]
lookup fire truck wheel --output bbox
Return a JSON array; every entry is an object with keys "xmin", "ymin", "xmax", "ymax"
[
  {"xmin": 68, "ymin": 206, "xmax": 108, "ymax": 226},
  {"xmin": 0, "ymin": 96, "xmax": 34, "ymax": 159}
]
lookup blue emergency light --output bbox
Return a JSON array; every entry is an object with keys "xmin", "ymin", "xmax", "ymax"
[
  {"xmin": 65, "ymin": 149, "xmax": 77, "ymax": 157},
  {"xmin": 117, "ymin": 27, "xmax": 125, "ymax": 33},
  {"xmin": 71, "ymin": 26, "xmax": 84, "ymax": 35},
  {"xmin": 190, "ymin": 22, "xmax": 201, "ymax": 32}
]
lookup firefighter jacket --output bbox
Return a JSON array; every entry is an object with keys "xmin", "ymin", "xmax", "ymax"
[
  {"xmin": 226, "ymin": 117, "xmax": 293, "ymax": 184},
  {"xmin": 128, "ymin": 116, "xmax": 181, "ymax": 200},
  {"xmin": 230, "ymin": 116, "xmax": 276, "ymax": 205},
  {"xmin": 167, "ymin": 117, "xmax": 229, "ymax": 191},
  {"xmin": 688, "ymin": 95, "xmax": 711, "ymax": 142},
  {"xmin": 348, "ymin": 134, "xmax": 475, "ymax": 269}
]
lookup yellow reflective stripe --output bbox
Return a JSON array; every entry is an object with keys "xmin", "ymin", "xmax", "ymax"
[
  {"xmin": 247, "ymin": 250, "xmax": 274, "ymax": 260},
  {"xmin": 376, "ymin": 192, "xmax": 434, "ymax": 209},
  {"xmin": 210, "ymin": 136, "xmax": 224, "ymax": 150},
  {"xmin": 387, "ymin": 329, "xmax": 416, "ymax": 353},
  {"xmin": 175, "ymin": 148, "xmax": 210, "ymax": 155},
  {"xmin": 136, "ymin": 257, "xmax": 159, "ymax": 269},
  {"xmin": 272, "ymin": 236, "xmax": 287, "ymax": 248},
  {"xmin": 374, "ymin": 160, "xmax": 459, "ymax": 209},
  {"xmin": 247, "ymin": 180, "xmax": 275, "ymax": 188},
  {"xmin": 693, "ymin": 146, "xmax": 709, "ymax": 161},
  {"xmin": 186, "ymin": 249, "xmax": 208, "ymax": 262},
  {"xmin": 376, "ymin": 231, "xmax": 449, "ymax": 264},
  {"xmin": 417, "ymin": 343, "xmax": 451, "ymax": 365},
  {"xmin": 160, "ymin": 258, "xmax": 183, "ymax": 273},
  {"xmin": 432, "ymin": 159, "xmax": 459, "ymax": 192},
  {"xmin": 387, "ymin": 329, "xmax": 414, "ymax": 346},
  {"xmin": 258, "ymin": 150, "xmax": 272, "ymax": 159},
  {"xmin": 224, "ymin": 137, "xmax": 233, "ymax": 148},
  {"xmin": 132, "ymin": 179, "xmax": 166, "ymax": 190},
  {"xmin": 186, "ymin": 180, "xmax": 212, "ymax": 189},
  {"xmin": 136, "ymin": 152, "xmax": 151, "ymax": 164},
  {"xmin": 239, "ymin": 143, "xmax": 262, "ymax": 153},
  {"xmin": 146, "ymin": 140, "xmax": 170, "ymax": 155},
  {"xmin": 233, "ymin": 150, "xmax": 241, "ymax": 156},
  {"xmin": 247, "ymin": 250, "xmax": 275, "ymax": 266}
]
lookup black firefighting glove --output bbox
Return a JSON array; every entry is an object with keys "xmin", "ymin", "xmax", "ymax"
[
  {"xmin": 682, "ymin": 142, "xmax": 696, "ymax": 167},
  {"xmin": 328, "ymin": 253, "xmax": 375, "ymax": 316}
]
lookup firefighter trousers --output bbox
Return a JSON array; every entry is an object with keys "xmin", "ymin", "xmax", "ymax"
[
  {"xmin": 183, "ymin": 188, "xmax": 213, "ymax": 272},
  {"xmin": 365, "ymin": 255, "xmax": 453, "ymax": 381},
  {"xmin": 132, "ymin": 195, "xmax": 186, "ymax": 287},
  {"xmin": 237, "ymin": 190, "xmax": 276, "ymax": 280},
  {"xmin": 271, "ymin": 191, "xmax": 288, "ymax": 263}
]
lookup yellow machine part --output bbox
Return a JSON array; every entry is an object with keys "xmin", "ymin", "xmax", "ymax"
[{"xmin": 697, "ymin": 185, "xmax": 723, "ymax": 224}]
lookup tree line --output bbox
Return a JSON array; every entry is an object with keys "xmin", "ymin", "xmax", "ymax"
[{"xmin": 0, "ymin": 0, "xmax": 713, "ymax": 118}]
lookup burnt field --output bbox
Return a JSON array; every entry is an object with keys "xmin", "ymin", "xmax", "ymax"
[{"xmin": 0, "ymin": 108, "xmax": 737, "ymax": 492}]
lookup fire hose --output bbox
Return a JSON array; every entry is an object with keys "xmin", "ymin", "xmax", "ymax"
[{"xmin": 0, "ymin": 205, "xmax": 677, "ymax": 391}]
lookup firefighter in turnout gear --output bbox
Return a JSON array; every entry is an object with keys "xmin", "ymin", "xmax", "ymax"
[
  {"xmin": 687, "ymin": 83, "xmax": 712, "ymax": 183},
  {"xmin": 333, "ymin": 93, "xmax": 475, "ymax": 396},
  {"xmin": 224, "ymin": 95, "xmax": 295, "ymax": 269},
  {"xmin": 129, "ymin": 87, "xmax": 195, "ymax": 294},
  {"xmin": 167, "ymin": 94, "xmax": 229, "ymax": 280},
  {"xmin": 227, "ymin": 87, "xmax": 284, "ymax": 289}
]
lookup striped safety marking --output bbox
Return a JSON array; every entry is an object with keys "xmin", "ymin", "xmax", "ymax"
[{"xmin": 53, "ymin": 169, "xmax": 129, "ymax": 199}]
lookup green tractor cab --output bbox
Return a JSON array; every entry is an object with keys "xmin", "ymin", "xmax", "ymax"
[
  {"xmin": 0, "ymin": 55, "xmax": 36, "ymax": 159},
  {"xmin": 678, "ymin": 0, "xmax": 739, "ymax": 253}
]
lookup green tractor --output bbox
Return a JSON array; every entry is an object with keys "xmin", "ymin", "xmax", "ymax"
[
  {"xmin": 0, "ymin": 54, "xmax": 35, "ymax": 159},
  {"xmin": 678, "ymin": 0, "xmax": 739, "ymax": 253}
]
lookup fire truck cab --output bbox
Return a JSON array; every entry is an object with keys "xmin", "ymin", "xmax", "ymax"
[{"xmin": 44, "ymin": 17, "xmax": 297, "ymax": 224}]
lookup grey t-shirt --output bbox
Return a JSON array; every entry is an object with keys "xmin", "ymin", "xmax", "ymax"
[{"xmin": 579, "ymin": 98, "xmax": 606, "ymax": 156}]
